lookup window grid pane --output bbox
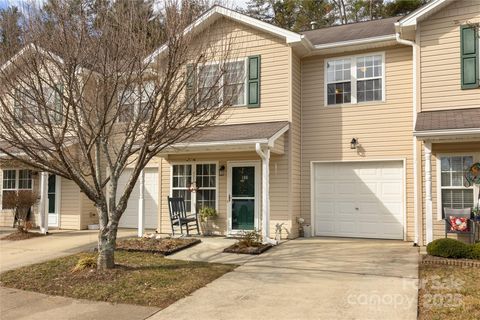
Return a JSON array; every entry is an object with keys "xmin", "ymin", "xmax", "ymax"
[
  {"xmin": 440, "ymin": 156, "xmax": 475, "ymax": 215},
  {"xmin": 356, "ymin": 55, "xmax": 382, "ymax": 103},
  {"xmin": 2, "ymin": 170, "xmax": 16, "ymax": 190},
  {"xmin": 18, "ymin": 170, "xmax": 32, "ymax": 189}
]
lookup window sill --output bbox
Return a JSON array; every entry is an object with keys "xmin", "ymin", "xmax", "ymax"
[{"xmin": 324, "ymin": 100, "xmax": 386, "ymax": 108}]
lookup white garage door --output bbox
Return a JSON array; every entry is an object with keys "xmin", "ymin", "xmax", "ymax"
[
  {"xmin": 313, "ymin": 161, "xmax": 404, "ymax": 240},
  {"xmin": 117, "ymin": 168, "xmax": 159, "ymax": 229}
]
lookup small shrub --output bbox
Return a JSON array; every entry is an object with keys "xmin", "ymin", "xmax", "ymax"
[
  {"xmin": 3, "ymin": 190, "xmax": 38, "ymax": 232},
  {"xmin": 469, "ymin": 243, "xmax": 480, "ymax": 260},
  {"xmin": 199, "ymin": 207, "xmax": 217, "ymax": 222},
  {"xmin": 72, "ymin": 256, "xmax": 97, "ymax": 272},
  {"xmin": 237, "ymin": 230, "xmax": 262, "ymax": 248},
  {"xmin": 427, "ymin": 238, "xmax": 471, "ymax": 259}
]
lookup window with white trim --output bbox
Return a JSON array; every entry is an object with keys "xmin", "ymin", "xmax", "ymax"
[
  {"xmin": 2, "ymin": 169, "xmax": 33, "ymax": 209},
  {"xmin": 326, "ymin": 53, "xmax": 384, "ymax": 106},
  {"xmin": 440, "ymin": 156, "xmax": 474, "ymax": 214},
  {"xmin": 193, "ymin": 59, "xmax": 247, "ymax": 108},
  {"xmin": 118, "ymin": 82, "xmax": 154, "ymax": 122},
  {"xmin": 171, "ymin": 163, "xmax": 217, "ymax": 213}
]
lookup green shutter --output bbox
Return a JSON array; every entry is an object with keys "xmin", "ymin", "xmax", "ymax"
[
  {"xmin": 247, "ymin": 55, "xmax": 260, "ymax": 108},
  {"xmin": 186, "ymin": 64, "xmax": 196, "ymax": 109},
  {"xmin": 55, "ymin": 84, "xmax": 64, "ymax": 123},
  {"xmin": 461, "ymin": 25, "xmax": 479, "ymax": 89}
]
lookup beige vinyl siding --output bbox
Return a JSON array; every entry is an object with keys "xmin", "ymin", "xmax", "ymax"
[
  {"xmin": 288, "ymin": 51, "xmax": 302, "ymax": 237},
  {"xmin": 158, "ymin": 142, "xmax": 293, "ymax": 239},
  {"xmin": 59, "ymin": 177, "xmax": 81, "ymax": 229},
  {"xmin": 170, "ymin": 17, "xmax": 291, "ymax": 125},
  {"xmin": 79, "ymin": 192, "xmax": 97, "ymax": 229},
  {"xmin": 419, "ymin": 0, "xmax": 480, "ymax": 111},
  {"xmin": 300, "ymin": 46, "xmax": 416, "ymax": 241}
]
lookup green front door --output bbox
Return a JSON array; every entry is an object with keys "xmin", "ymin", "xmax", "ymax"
[{"xmin": 231, "ymin": 166, "xmax": 255, "ymax": 230}]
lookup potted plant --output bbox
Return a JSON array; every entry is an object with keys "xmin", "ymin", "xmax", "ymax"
[{"xmin": 199, "ymin": 207, "xmax": 218, "ymax": 236}]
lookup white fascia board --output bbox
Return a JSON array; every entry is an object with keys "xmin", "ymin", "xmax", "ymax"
[
  {"xmin": 414, "ymin": 128, "xmax": 480, "ymax": 137},
  {"xmin": 1, "ymin": 43, "xmax": 66, "ymax": 74},
  {"xmin": 144, "ymin": 6, "xmax": 305, "ymax": 64},
  {"xmin": 312, "ymin": 34, "xmax": 397, "ymax": 50},
  {"xmin": 172, "ymin": 138, "xmax": 269, "ymax": 148},
  {"xmin": 398, "ymin": 0, "xmax": 449, "ymax": 27}
]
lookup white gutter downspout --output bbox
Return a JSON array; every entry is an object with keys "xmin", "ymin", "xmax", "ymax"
[
  {"xmin": 255, "ymin": 142, "xmax": 277, "ymax": 245},
  {"xmin": 396, "ymin": 32, "xmax": 419, "ymax": 246}
]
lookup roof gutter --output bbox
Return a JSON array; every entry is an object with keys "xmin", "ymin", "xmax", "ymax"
[
  {"xmin": 414, "ymin": 128, "xmax": 480, "ymax": 137},
  {"xmin": 312, "ymin": 34, "xmax": 397, "ymax": 50},
  {"xmin": 396, "ymin": 31, "xmax": 420, "ymax": 246}
]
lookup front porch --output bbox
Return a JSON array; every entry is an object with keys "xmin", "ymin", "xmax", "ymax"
[
  {"xmin": 152, "ymin": 121, "xmax": 296, "ymax": 242},
  {"xmin": 415, "ymin": 107, "xmax": 480, "ymax": 244}
]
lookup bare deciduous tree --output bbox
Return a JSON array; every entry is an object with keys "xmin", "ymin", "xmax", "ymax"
[{"xmin": 0, "ymin": 0, "xmax": 237, "ymax": 269}]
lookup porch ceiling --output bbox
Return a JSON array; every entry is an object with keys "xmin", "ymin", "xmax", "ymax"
[{"xmin": 163, "ymin": 121, "xmax": 289, "ymax": 155}]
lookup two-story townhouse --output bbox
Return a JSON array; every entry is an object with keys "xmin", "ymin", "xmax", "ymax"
[
  {"xmin": 2, "ymin": 0, "xmax": 477, "ymax": 247},
  {"xmin": 0, "ymin": 45, "xmax": 98, "ymax": 230}
]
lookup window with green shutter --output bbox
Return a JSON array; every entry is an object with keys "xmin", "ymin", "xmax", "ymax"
[
  {"xmin": 460, "ymin": 25, "xmax": 479, "ymax": 89},
  {"xmin": 247, "ymin": 55, "xmax": 260, "ymax": 107}
]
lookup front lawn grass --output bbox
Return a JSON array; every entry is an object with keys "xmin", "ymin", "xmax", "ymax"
[
  {"xmin": 0, "ymin": 251, "xmax": 236, "ymax": 308},
  {"xmin": 418, "ymin": 264, "xmax": 480, "ymax": 320}
]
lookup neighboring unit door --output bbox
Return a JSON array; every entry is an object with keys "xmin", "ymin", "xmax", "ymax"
[
  {"xmin": 117, "ymin": 168, "xmax": 159, "ymax": 229},
  {"xmin": 313, "ymin": 161, "xmax": 404, "ymax": 240},
  {"xmin": 47, "ymin": 175, "xmax": 59, "ymax": 227},
  {"xmin": 228, "ymin": 163, "xmax": 259, "ymax": 233}
]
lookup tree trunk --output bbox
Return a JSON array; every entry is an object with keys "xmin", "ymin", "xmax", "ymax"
[{"xmin": 97, "ymin": 205, "xmax": 119, "ymax": 270}]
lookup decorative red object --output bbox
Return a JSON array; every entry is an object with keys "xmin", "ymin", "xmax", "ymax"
[{"xmin": 449, "ymin": 216, "xmax": 470, "ymax": 232}]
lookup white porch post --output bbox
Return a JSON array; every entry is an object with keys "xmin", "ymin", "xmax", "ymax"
[
  {"xmin": 255, "ymin": 143, "xmax": 276, "ymax": 245},
  {"xmin": 425, "ymin": 142, "xmax": 433, "ymax": 244},
  {"xmin": 39, "ymin": 172, "xmax": 49, "ymax": 234},
  {"xmin": 138, "ymin": 169, "xmax": 145, "ymax": 238}
]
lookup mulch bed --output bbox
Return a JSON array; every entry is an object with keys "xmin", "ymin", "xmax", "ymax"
[
  {"xmin": 223, "ymin": 243, "xmax": 273, "ymax": 255},
  {"xmin": 116, "ymin": 237, "xmax": 201, "ymax": 255},
  {"xmin": 1, "ymin": 230, "xmax": 46, "ymax": 241},
  {"xmin": 421, "ymin": 254, "xmax": 480, "ymax": 267}
]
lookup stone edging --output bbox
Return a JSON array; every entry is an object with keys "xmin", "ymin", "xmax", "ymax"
[{"xmin": 421, "ymin": 255, "xmax": 480, "ymax": 267}]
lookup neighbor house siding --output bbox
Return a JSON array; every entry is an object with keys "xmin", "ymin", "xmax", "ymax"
[
  {"xmin": 419, "ymin": 0, "xmax": 480, "ymax": 111},
  {"xmin": 300, "ymin": 45, "xmax": 415, "ymax": 241},
  {"xmin": 59, "ymin": 177, "xmax": 81, "ymax": 229}
]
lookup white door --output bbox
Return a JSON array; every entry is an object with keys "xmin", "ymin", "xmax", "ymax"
[
  {"xmin": 313, "ymin": 161, "xmax": 404, "ymax": 240},
  {"xmin": 117, "ymin": 168, "xmax": 159, "ymax": 229}
]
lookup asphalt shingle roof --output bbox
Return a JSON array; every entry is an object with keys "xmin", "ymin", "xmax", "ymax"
[
  {"xmin": 302, "ymin": 16, "xmax": 400, "ymax": 46},
  {"xmin": 415, "ymin": 108, "xmax": 480, "ymax": 132}
]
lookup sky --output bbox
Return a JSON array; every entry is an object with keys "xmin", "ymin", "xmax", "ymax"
[{"xmin": 0, "ymin": 0, "xmax": 250, "ymax": 11}]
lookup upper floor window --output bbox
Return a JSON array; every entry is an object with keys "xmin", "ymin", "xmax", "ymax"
[
  {"xmin": 118, "ymin": 82, "xmax": 154, "ymax": 123},
  {"xmin": 14, "ymin": 86, "xmax": 63, "ymax": 124},
  {"xmin": 188, "ymin": 59, "xmax": 247, "ymax": 108},
  {"xmin": 325, "ymin": 53, "xmax": 385, "ymax": 106}
]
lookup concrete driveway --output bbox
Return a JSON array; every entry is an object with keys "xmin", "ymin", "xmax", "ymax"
[
  {"xmin": 0, "ymin": 228, "xmax": 136, "ymax": 272},
  {"xmin": 149, "ymin": 237, "xmax": 419, "ymax": 320}
]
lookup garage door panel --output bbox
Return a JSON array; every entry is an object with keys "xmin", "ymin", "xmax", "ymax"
[
  {"xmin": 118, "ymin": 168, "xmax": 159, "ymax": 229},
  {"xmin": 314, "ymin": 161, "xmax": 404, "ymax": 240}
]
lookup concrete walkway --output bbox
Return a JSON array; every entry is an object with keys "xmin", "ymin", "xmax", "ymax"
[
  {"xmin": 149, "ymin": 237, "xmax": 419, "ymax": 320},
  {"xmin": 0, "ymin": 228, "xmax": 136, "ymax": 272},
  {"xmin": 0, "ymin": 287, "xmax": 158, "ymax": 320}
]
